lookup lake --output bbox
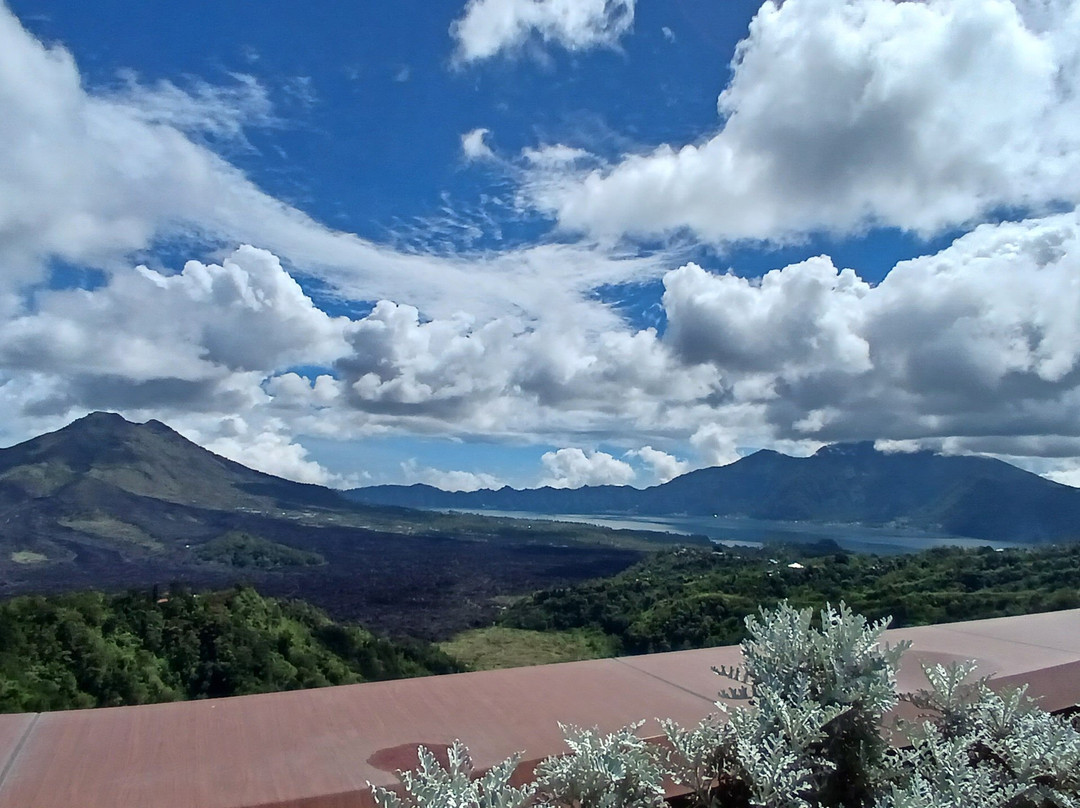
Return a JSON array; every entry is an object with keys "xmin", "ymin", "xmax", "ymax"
[{"xmin": 455, "ymin": 510, "xmax": 1018, "ymax": 555}]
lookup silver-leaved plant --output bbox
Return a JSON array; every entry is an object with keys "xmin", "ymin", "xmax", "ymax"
[
  {"xmin": 369, "ymin": 740, "xmax": 535, "ymax": 808},
  {"xmin": 364, "ymin": 604, "xmax": 1078, "ymax": 808},
  {"xmin": 888, "ymin": 662, "xmax": 1080, "ymax": 808},
  {"xmin": 535, "ymin": 721, "xmax": 668, "ymax": 808}
]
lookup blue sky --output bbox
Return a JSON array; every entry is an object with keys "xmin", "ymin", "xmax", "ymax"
[{"xmin": 2, "ymin": 0, "xmax": 1080, "ymax": 490}]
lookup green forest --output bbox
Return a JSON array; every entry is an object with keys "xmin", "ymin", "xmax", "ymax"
[
  {"xmin": 500, "ymin": 542, "xmax": 1080, "ymax": 654},
  {"xmin": 0, "ymin": 586, "xmax": 460, "ymax": 713}
]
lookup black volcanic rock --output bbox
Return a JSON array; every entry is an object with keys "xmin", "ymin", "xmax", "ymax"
[{"xmin": 346, "ymin": 444, "xmax": 1080, "ymax": 543}]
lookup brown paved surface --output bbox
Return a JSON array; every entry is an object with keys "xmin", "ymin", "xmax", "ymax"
[
  {"xmin": 991, "ymin": 659, "xmax": 1080, "ymax": 714},
  {"xmin": 0, "ymin": 713, "xmax": 36, "ymax": 792},
  {"xmin": 1, "ymin": 608, "xmax": 1078, "ymax": 808}
]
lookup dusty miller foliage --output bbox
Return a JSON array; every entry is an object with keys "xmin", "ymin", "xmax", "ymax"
[
  {"xmin": 661, "ymin": 715, "xmax": 740, "ymax": 807},
  {"xmin": 535, "ymin": 721, "xmax": 669, "ymax": 808},
  {"xmin": 368, "ymin": 602, "xmax": 1079, "ymax": 808},
  {"xmin": 703, "ymin": 601, "xmax": 909, "ymax": 808},
  {"xmin": 882, "ymin": 662, "xmax": 1080, "ymax": 808},
  {"xmin": 369, "ymin": 741, "xmax": 535, "ymax": 808}
]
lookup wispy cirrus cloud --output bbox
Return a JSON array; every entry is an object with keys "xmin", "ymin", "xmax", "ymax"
[
  {"xmin": 102, "ymin": 70, "xmax": 275, "ymax": 146},
  {"xmin": 0, "ymin": 3, "xmax": 672, "ymax": 323}
]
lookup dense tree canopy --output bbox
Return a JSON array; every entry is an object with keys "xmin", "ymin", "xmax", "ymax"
[
  {"xmin": 0, "ymin": 586, "xmax": 461, "ymax": 713},
  {"xmin": 501, "ymin": 543, "xmax": 1080, "ymax": 654}
]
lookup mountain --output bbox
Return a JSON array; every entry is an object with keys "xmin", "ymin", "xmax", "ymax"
[
  {"xmin": 0, "ymin": 410, "xmax": 368, "ymax": 585},
  {"xmin": 0, "ymin": 410, "xmax": 347, "ymax": 513},
  {"xmin": 346, "ymin": 442, "xmax": 1080, "ymax": 543},
  {"xmin": 0, "ymin": 413, "xmax": 660, "ymax": 638}
]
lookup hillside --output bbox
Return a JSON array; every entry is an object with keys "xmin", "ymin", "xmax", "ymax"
[
  {"xmin": 0, "ymin": 411, "xmax": 348, "ymax": 512},
  {"xmin": 346, "ymin": 442, "xmax": 1080, "ymax": 543},
  {"xmin": 0, "ymin": 410, "xmax": 374, "ymax": 586},
  {"xmin": 500, "ymin": 542, "xmax": 1080, "ymax": 656},
  {"xmin": 0, "ymin": 413, "xmax": 672, "ymax": 638},
  {"xmin": 0, "ymin": 586, "xmax": 461, "ymax": 713}
]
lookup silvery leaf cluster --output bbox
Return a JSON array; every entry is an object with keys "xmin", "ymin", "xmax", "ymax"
[
  {"xmin": 535, "ymin": 721, "xmax": 668, "ymax": 808},
  {"xmin": 369, "ymin": 740, "xmax": 535, "ymax": 808},
  {"xmin": 367, "ymin": 603, "xmax": 1079, "ymax": 808}
]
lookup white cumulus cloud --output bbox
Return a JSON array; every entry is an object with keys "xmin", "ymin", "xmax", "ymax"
[
  {"xmin": 661, "ymin": 209, "xmax": 1080, "ymax": 459},
  {"xmin": 0, "ymin": 246, "xmax": 349, "ymax": 384},
  {"xmin": 461, "ymin": 127, "xmax": 495, "ymax": 161},
  {"xmin": 528, "ymin": 0, "xmax": 1080, "ymax": 243},
  {"xmin": 403, "ymin": 460, "xmax": 504, "ymax": 492},
  {"xmin": 540, "ymin": 447, "xmax": 636, "ymax": 488},
  {"xmin": 663, "ymin": 257, "xmax": 871, "ymax": 375},
  {"xmin": 205, "ymin": 427, "xmax": 342, "ymax": 487},
  {"xmin": 627, "ymin": 445, "xmax": 690, "ymax": 483},
  {"xmin": 452, "ymin": 0, "xmax": 635, "ymax": 63}
]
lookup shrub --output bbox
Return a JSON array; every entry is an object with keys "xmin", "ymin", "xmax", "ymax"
[
  {"xmin": 369, "ymin": 603, "xmax": 1079, "ymax": 808},
  {"xmin": 535, "ymin": 721, "xmax": 668, "ymax": 808},
  {"xmin": 722, "ymin": 601, "xmax": 909, "ymax": 808},
  {"xmin": 369, "ymin": 740, "xmax": 534, "ymax": 808},
  {"xmin": 661, "ymin": 715, "xmax": 740, "ymax": 807},
  {"xmin": 882, "ymin": 662, "xmax": 1080, "ymax": 808}
]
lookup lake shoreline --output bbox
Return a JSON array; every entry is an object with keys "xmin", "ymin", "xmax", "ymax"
[{"xmin": 443, "ymin": 509, "xmax": 1020, "ymax": 555}]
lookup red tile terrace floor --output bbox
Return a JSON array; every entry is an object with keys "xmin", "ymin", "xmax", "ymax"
[{"xmin": 1, "ymin": 608, "xmax": 1078, "ymax": 808}]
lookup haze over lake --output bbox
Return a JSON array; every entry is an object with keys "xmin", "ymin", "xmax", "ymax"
[{"xmin": 454, "ymin": 511, "xmax": 1018, "ymax": 555}]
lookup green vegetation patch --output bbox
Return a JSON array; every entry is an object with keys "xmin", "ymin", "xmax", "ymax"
[
  {"xmin": 501, "ymin": 543, "xmax": 1080, "ymax": 655},
  {"xmin": 10, "ymin": 551, "xmax": 49, "ymax": 565},
  {"xmin": 0, "ymin": 586, "xmax": 462, "ymax": 713},
  {"xmin": 0, "ymin": 462, "xmax": 74, "ymax": 497},
  {"xmin": 58, "ymin": 514, "xmax": 162, "ymax": 551},
  {"xmin": 439, "ymin": 626, "xmax": 618, "ymax": 670},
  {"xmin": 193, "ymin": 531, "xmax": 324, "ymax": 569}
]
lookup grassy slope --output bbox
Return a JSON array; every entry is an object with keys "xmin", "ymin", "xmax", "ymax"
[{"xmin": 439, "ymin": 626, "xmax": 619, "ymax": 670}]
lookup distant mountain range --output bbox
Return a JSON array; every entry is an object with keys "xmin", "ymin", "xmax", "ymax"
[
  {"xmin": 2, "ymin": 410, "xmax": 1080, "ymax": 591},
  {"xmin": 345, "ymin": 442, "xmax": 1080, "ymax": 544}
]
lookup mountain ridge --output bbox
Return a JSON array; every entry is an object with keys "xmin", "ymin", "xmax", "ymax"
[
  {"xmin": 345, "ymin": 444, "xmax": 1080, "ymax": 543},
  {"xmin": 0, "ymin": 410, "xmax": 350, "ymax": 512},
  {"xmin": 4, "ymin": 411, "xmax": 1080, "ymax": 550}
]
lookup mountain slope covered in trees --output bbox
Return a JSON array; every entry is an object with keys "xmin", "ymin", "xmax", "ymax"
[
  {"xmin": 0, "ymin": 586, "xmax": 461, "ymax": 713},
  {"xmin": 499, "ymin": 542, "xmax": 1080, "ymax": 655}
]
